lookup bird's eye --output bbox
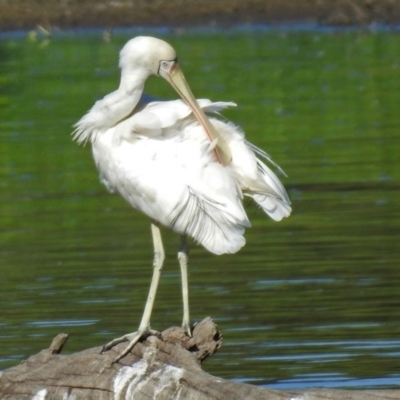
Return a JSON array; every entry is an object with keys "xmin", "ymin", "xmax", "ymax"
[
  {"xmin": 160, "ymin": 61, "xmax": 170, "ymax": 69},
  {"xmin": 158, "ymin": 59, "xmax": 177, "ymax": 76}
]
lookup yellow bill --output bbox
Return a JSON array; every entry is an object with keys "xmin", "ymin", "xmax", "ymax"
[{"xmin": 162, "ymin": 62, "xmax": 232, "ymax": 166}]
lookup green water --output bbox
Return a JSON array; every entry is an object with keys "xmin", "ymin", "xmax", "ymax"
[{"xmin": 1, "ymin": 28, "xmax": 400, "ymax": 389}]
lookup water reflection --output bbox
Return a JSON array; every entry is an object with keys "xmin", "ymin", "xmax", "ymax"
[{"xmin": 0, "ymin": 29, "xmax": 400, "ymax": 390}]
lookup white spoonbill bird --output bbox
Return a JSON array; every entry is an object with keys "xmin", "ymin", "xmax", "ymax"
[{"xmin": 73, "ymin": 36, "xmax": 291, "ymax": 362}]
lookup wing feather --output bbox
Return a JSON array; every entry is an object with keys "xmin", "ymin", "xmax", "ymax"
[{"xmin": 168, "ymin": 187, "xmax": 249, "ymax": 255}]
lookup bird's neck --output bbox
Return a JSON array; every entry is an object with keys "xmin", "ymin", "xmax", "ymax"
[
  {"xmin": 119, "ymin": 67, "xmax": 149, "ymax": 94},
  {"xmin": 73, "ymin": 69, "xmax": 149, "ymax": 144}
]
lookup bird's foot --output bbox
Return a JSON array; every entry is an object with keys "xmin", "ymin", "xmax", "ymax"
[
  {"xmin": 182, "ymin": 322, "xmax": 192, "ymax": 337},
  {"xmin": 101, "ymin": 328, "xmax": 160, "ymax": 363}
]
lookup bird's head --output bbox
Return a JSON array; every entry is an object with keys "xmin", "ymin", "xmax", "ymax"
[
  {"xmin": 119, "ymin": 36, "xmax": 177, "ymax": 76},
  {"xmin": 119, "ymin": 36, "xmax": 232, "ymax": 165}
]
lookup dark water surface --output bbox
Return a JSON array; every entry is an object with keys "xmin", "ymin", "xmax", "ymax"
[{"xmin": 1, "ymin": 28, "xmax": 400, "ymax": 389}]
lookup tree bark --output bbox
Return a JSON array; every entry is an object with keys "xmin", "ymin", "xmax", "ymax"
[{"xmin": 0, "ymin": 318, "xmax": 398, "ymax": 400}]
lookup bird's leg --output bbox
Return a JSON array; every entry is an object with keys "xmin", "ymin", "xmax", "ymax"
[
  {"xmin": 178, "ymin": 235, "xmax": 191, "ymax": 336},
  {"xmin": 136, "ymin": 223, "xmax": 165, "ymax": 333},
  {"xmin": 102, "ymin": 223, "xmax": 165, "ymax": 363}
]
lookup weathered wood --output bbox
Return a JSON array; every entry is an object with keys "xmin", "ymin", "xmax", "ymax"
[{"xmin": 0, "ymin": 318, "xmax": 398, "ymax": 400}]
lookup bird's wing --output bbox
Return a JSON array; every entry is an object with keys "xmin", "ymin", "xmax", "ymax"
[
  {"xmin": 73, "ymin": 89, "xmax": 141, "ymax": 144},
  {"xmin": 93, "ymin": 115, "xmax": 249, "ymax": 255},
  {"xmin": 167, "ymin": 184, "xmax": 250, "ymax": 255},
  {"xmin": 114, "ymin": 100, "xmax": 236, "ymax": 141},
  {"xmin": 205, "ymin": 118, "xmax": 292, "ymax": 222}
]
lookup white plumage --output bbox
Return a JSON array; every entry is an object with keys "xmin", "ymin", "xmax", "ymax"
[{"xmin": 73, "ymin": 36, "xmax": 291, "ymax": 362}]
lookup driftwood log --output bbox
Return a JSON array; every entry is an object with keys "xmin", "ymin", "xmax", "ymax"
[{"xmin": 0, "ymin": 318, "xmax": 399, "ymax": 400}]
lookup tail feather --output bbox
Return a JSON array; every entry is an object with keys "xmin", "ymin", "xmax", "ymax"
[
  {"xmin": 245, "ymin": 144, "xmax": 292, "ymax": 221},
  {"xmin": 168, "ymin": 187, "xmax": 249, "ymax": 255},
  {"xmin": 251, "ymin": 193, "xmax": 291, "ymax": 221}
]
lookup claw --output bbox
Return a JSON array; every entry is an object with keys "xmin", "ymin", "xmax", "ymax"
[
  {"xmin": 182, "ymin": 323, "xmax": 192, "ymax": 338},
  {"xmin": 102, "ymin": 328, "xmax": 160, "ymax": 363},
  {"xmin": 112, "ymin": 331, "xmax": 143, "ymax": 363}
]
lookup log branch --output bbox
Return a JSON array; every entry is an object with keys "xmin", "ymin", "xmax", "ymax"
[{"xmin": 0, "ymin": 318, "xmax": 398, "ymax": 400}]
